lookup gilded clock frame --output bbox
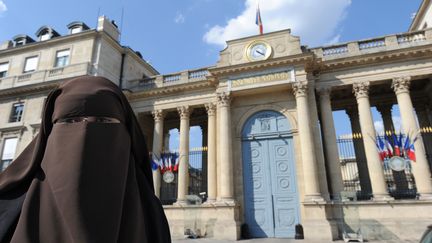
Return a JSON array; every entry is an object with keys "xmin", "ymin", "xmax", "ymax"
[{"xmin": 245, "ymin": 40, "xmax": 273, "ymax": 62}]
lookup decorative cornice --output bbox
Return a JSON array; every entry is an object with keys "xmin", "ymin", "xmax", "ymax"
[
  {"xmin": 209, "ymin": 53, "xmax": 314, "ymax": 77},
  {"xmin": 205, "ymin": 103, "xmax": 217, "ymax": 116},
  {"xmin": 391, "ymin": 76, "xmax": 411, "ymax": 95},
  {"xmin": 0, "ymin": 123, "xmax": 27, "ymax": 137},
  {"xmin": 292, "ymin": 82, "xmax": 308, "ymax": 98},
  {"xmin": 177, "ymin": 106, "xmax": 191, "ymax": 120},
  {"xmin": 217, "ymin": 92, "xmax": 231, "ymax": 107},
  {"xmin": 151, "ymin": 110, "xmax": 164, "ymax": 122},
  {"xmin": 353, "ymin": 82, "xmax": 370, "ymax": 99},
  {"xmin": 0, "ymin": 81, "xmax": 60, "ymax": 99}
]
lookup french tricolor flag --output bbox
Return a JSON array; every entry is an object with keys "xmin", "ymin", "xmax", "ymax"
[
  {"xmin": 376, "ymin": 135, "xmax": 386, "ymax": 161},
  {"xmin": 256, "ymin": 4, "xmax": 263, "ymax": 35}
]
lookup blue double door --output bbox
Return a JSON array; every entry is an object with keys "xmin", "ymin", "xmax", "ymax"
[{"xmin": 242, "ymin": 137, "xmax": 300, "ymax": 238}]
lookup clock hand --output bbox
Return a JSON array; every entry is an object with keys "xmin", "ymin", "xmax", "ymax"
[{"xmin": 256, "ymin": 50, "xmax": 265, "ymax": 56}]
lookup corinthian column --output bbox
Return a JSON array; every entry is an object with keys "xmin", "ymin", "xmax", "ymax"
[
  {"xmin": 293, "ymin": 82, "xmax": 323, "ymax": 201},
  {"xmin": 376, "ymin": 104, "xmax": 409, "ymax": 192},
  {"xmin": 353, "ymin": 82, "xmax": 392, "ymax": 200},
  {"xmin": 346, "ymin": 106, "xmax": 372, "ymax": 198},
  {"xmin": 151, "ymin": 110, "xmax": 165, "ymax": 198},
  {"xmin": 392, "ymin": 77, "xmax": 432, "ymax": 199},
  {"xmin": 176, "ymin": 106, "xmax": 191, "ymax": 204},
  {"xmin": 205, "ymin": 103, "xmax": 217, "ymax": 203},
  {"xmin": 317, "ymin": 88, "xmax": 344, "ymax": 198},
  {"xmin": 376, "ymin": 104, "xmax": 395, "ymax": 133},
  {"xmin": 217, "ymin": 92, "xmax": 235, "ymax": 204}
]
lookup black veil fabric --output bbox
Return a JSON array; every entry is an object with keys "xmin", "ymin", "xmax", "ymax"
[{"xmin": 0, "ymin": 76, "xmax": 171, "ymax": 243}]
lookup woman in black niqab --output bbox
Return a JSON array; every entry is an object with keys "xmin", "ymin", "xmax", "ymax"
[{"xmin": 0, "ymin": 76, "xmax": 171, "ymax": 243}]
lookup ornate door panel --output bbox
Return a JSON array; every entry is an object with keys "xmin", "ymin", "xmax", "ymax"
[
  {"xmin": 268, "ymin": 138, "xmax": 299, "ymax": 238},
  {"xmin": 243, "ymin": 140, "xmax": 274, "ymax": 237},
  {"xmin": 242, "ymin": 110, "xmax": 300, "ymax": 239}
]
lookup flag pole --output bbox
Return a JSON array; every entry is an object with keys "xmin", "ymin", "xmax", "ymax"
[{"xmin": 255, "ymin": 1, "xmax": 263, "ymax": 35}]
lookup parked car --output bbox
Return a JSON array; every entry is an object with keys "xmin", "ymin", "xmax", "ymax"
[{"xmin": 420, "ymin": 225, "xmax": 432, "ymax": 243}]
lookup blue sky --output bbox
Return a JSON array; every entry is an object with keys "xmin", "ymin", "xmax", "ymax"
[
  {"xmin": 0, "ymin": 0, "xmax": 423, "ymax": 149},
  {"xmin": 0, "ymin": 0, "xmax": 421, "ymax": 74}
]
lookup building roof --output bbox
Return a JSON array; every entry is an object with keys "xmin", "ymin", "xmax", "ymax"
[{"xmin": 409, "ymin": 0, "xmax": 431, "ymax": 31}]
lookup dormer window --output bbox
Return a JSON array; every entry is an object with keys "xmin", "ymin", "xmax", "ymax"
[
  {"xmin": 35, "ymin": 26, "xmax": 60, "ymax": 41},
  {"xmin": 40, "ymin": 32, "xmax": 51, "ymax": 41},
  {"xmin": 67, "ymin": 21, "xmax": 90, "ymax": 35},
  {"xmin": 71, "ymin": 27, "xmax": 82, "ymax": 34},
  {"xmin": 12, "ymin": 35, "xmax": 35, "ymax": 47},
  {"xmin": 15, "ymin": 40, "xmax": 25, "ymax": 46}
]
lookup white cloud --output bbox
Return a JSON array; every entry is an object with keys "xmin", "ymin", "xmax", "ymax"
[
  {"xmin": 374, "ymin": 120, "xmax": 385, "ymax": 134},
  {"xmin": 0, "ymin": 1, "xmax": 7, "ymax": 14},
  {"xmin": 393, "ymin": 116, "xmax": 402, "ymax": 132},
  {"xmin": 374, "ymin": 116, "xmax": 402, "ymax": 135},
  {"xmin": 174, "ymin": 12, "xmax": 185, "ymax": 24},
  {"xmin": 203, "ymin": 0, "xmax": 351, "ymax": 47},
  {"xmin": 327, "ymin": 34, "xmax": 341, "ymax": 45}
]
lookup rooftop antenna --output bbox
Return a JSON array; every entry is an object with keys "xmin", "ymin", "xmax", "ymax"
[
  {"xmin": 119, "ymin": 6, "xmax": 124, "ymax": 43},
  {"xmin": 96, "ymin": 7, "xmax": 101, "ymax": 28}
]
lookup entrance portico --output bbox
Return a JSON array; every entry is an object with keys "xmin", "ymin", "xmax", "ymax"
[{"xmin": 126, "ymin": 28, "xmax": 432, "ymax": 241}]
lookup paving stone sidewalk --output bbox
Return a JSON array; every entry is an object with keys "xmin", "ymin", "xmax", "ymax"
[{"xmin": 173, "ymin": 238, "xmax": 417, "ymax": 243}]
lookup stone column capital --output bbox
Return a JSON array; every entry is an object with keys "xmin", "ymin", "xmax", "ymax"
[
  {"xmin": 205, "ymin": 103, "xmax": 217, "ymax": 116},
  {"xmin": 317, "ymin": 87, "xmax": 332, "ymax": 101},
  {"xmin": 392, "ymin": 76, "xmax": 411, "ymax": 95},
  {"xmin": 217, "ymin": 92, "xmax": 231, "ymax": 107},
  {"xmin": 292, "ymin": 82, "xmax": 309, "ymax": 98},
  {"xmin": 177, "ymin": 106, "xmax": 191, "ymax": 120},
  {"xmin": 353, "ymin": 82, "xmax": 370, "ymax": 99},
  {"xmin": 151, "ymin": 109, "xmax": 165, "ymax": 122}
]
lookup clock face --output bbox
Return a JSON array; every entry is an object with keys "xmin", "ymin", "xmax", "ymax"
[{"xmin": 246, "ymin": 41, "xmax": 272, "ymax": 61}]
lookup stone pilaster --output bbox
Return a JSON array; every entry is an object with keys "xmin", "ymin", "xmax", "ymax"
[
  {"xmin": 353, "ymin": 82, "xmax": 392, "ymax": 200},
  {"xmin": 217, "ymin": 92, "xmax": 235, "ymax": 204},
  {"xmin": 176, "ymin": 106, "xmax": 191, "ymax": 204},
  {"xmin": 392, "ymin": 76, "xmax": 432, "ymax": 199},
  {"xmin": 317, "ymin": 87, "xmax": 344, "ymax": 198},
  {"xmin": 151, "ymin": 110, "xmax": 164, "ymax": 198},
  {"xmin": 205, "ymin": 103, "xmax": 217, "ymax": 203},
  {"xmin": 308, "ymin": 84, "xmax": 330, "ymax": 201},
  {"xmin": 293, "ymin": 82, "xmax": 323, "ymax": 201}
]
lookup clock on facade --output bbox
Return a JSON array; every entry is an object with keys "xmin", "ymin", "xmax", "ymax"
[{"xmin": 246, "ymin": 40, "xmax": 272, "ymax": 61}]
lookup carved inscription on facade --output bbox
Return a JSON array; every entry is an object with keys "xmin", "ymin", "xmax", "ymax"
[{"xmin": 230, "ymin": 71, "xmax": 293, "ymax": 88}]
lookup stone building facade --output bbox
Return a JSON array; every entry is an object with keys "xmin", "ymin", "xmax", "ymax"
[
  {"xmin": 0, "ymin": 16, "xmax": 157, "ymax": 165},
  {"xmin": 1, "ymin": 2, "xmax": 432, "ymax": 241}
]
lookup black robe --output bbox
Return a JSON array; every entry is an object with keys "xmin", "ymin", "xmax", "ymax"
[{"xmin": 0, "ymin": 76, "xmax": 171, "ymax": 243}]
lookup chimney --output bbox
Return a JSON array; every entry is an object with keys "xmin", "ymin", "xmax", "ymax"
[
  {"xmin": 97, "ymin": 15, "xmax": 120, "ymax": 41},
  {"xmin": 0, "ymin": 40, "xmax": 13, "ymax": 50}
]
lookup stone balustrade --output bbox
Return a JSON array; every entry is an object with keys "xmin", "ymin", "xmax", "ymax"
[
  {"xmin": 0, "ymin": 62, "xmax": 92, "ymax": 90},
  {"xmin": 131, "ymin": 67, "xmax": 210, "ymax": 91},
  {"xmin": 313, "ymin": 28, "xmax": 432, "ymax": 59}
]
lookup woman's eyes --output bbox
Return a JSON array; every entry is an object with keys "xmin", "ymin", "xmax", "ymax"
[{"xmin": 55, "ymin": 117, "xmax": 121, "ymax": 124}]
